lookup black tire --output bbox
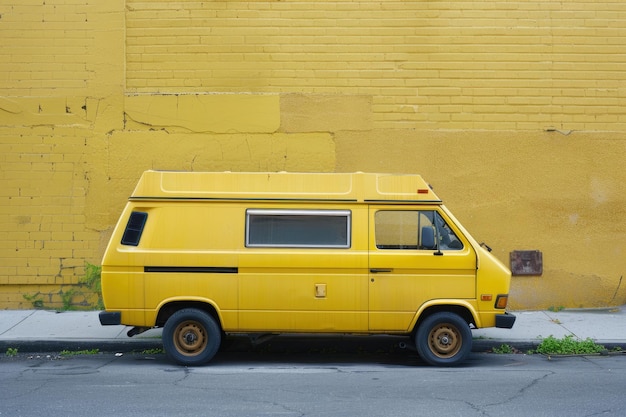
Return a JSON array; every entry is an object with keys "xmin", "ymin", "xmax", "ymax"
[
  {"xmin": 163, "ymin": 308, "xmax": 222, "ymax": 366},
  {"xmin": 415, "ymin": 312, "xmax": 472, "ymax": 366}
]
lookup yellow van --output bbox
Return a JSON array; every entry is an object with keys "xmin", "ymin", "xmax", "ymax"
[{"xmin": 99, "ymin": 170, "xmax": 515, "ymax": 366}]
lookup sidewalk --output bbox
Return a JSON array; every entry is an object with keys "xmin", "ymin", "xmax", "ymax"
[{"xmin": 1, "ymin": 307, "xmax": 625, "ymax": 354}]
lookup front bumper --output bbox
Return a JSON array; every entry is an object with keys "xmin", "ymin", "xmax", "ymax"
[
  {"xmin": 99, "ymin": 311, "xmax": 121, "ymax": 326},
  {"xmin": 495, "ymin": 312, "xmax": 516, "ymax": 329}
]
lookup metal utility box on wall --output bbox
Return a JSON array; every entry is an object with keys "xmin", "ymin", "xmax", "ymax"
[{"xmin": 510, "ymin": 250, "xmax": 543, "ymax": 276}]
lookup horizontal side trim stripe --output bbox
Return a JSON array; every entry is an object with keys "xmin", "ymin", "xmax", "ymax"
[{"xmin": 145, "ymin": 266, "xmax": 238, "ymax": 274}]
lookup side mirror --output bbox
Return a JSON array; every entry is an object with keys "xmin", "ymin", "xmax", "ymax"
[{"xmin": 421, "ymin": 227, "xmax": 436, "ymax": 250}]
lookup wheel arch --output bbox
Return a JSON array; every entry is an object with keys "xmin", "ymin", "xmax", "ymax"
[
  {"xmin": 411, "ymin": 301, "xmax": 478, "ymax": 335},
  {"xmin": 155, "ymin": 299, "xmax": 222, "ymax": 329}
]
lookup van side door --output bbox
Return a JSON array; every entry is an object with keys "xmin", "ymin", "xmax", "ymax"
[
  {"xmin": 238, "ymin": 206, "xmax": 369, "ymax": 332},
  {"xmin": 368, "ymin": 206, "xmax": 477, "ymax": 331}
]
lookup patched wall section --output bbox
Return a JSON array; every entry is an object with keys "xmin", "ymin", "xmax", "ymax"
[{"xmin": 335, "ymin": 130, "xmax": 626, "ymax": 309}]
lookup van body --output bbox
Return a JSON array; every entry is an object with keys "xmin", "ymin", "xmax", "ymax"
[{"xmin": 99, "ymin": 170, "xmax": 515, "ymax": 366}]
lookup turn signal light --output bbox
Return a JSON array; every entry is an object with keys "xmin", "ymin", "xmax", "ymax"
[{"xmin": 495, "ymin": 294, "xmax": 509, "ymax": 309}]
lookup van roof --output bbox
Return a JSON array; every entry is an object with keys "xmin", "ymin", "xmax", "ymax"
[{"xmin": 130, "ymin": 170, "xmax": 442, "ymax": 203}]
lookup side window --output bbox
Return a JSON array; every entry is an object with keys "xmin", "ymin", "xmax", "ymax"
[
  {"xmin": 374, "ymin": 210, "xmax": 463, "ymax": 250},
  {"xmin": 121, "ymin": 211, "xmax": 148, "ymax": 246},
  {"xmin": 246, "ymin": 209, "xmax": 351, "ymax": 248},
  {"xmin": 374, "ymin": 211, "xmax": 421, "ymax": 249}
]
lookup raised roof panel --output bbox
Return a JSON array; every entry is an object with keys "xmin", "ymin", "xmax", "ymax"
[{"xmin": 130, "ymin": 170, "xmax": 441, "ymax": 203}]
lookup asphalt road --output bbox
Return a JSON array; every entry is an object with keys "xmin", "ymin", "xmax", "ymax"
[{"xmin": 1, "ymin": 349, "xmax": 625, "ymax": 417}]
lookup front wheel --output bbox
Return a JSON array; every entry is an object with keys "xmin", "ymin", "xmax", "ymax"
[
  {"xmin": 163, "ymin": 308, "xmax": 222, "ymax": 366},
  {"xmin": 415, "ymin": 312, "xmax": 472, "ymax": 366}
]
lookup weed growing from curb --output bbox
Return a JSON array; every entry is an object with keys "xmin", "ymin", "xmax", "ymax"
[
  {"xmin": 60, "ymin": 348, "xmax": 100, "ymax": 356},
  {"xmin": 492, "ymin": 344, "xmax": 514, "ymax": 354},
  {"xmin": 533, "ymin": 335, "xmax": 605, "ymax": 355},
  {"xmin": 141, "ymin": 348, "xmax": 165, "ymax": 355}
]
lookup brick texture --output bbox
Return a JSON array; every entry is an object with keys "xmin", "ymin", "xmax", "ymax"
[
  {"xmin": 0, "ymin": 1, "xmax": 94, "ymax": 96},
  {"xmin": 126, "ymin": 1, "xmax": 626, "ymax": 130},
  {"xmin": 0, "ymin": 126, "xmax": 100, "ymax": 307}
]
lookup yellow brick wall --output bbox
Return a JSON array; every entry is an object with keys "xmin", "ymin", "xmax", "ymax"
[
  {"xmin": 0, "ymin": 0, "xmax": 125, "ymax": 308},
  {"xmin": 0, "ymin": 0, "xmax": 624, "ymax": 310},
  {"xmin": 126, "ymin": 0, "xmax": 626, "ymax": 131}
]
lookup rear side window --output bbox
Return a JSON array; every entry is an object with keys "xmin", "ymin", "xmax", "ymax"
[
  {"xmin": 121, "ymin": 211, "xmax": 148, "ymax": 246},
  {"xmin": 246, "ymin": 209, "xmax": 351, "ymax": 248}
]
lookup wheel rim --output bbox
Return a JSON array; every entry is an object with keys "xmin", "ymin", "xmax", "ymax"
[
  {"xmin": 173, "ymin": 320, "xmax": 208, "ymax": 357},
  {"xmin": 428, "ymin": 323, "xmax": 462, "ymax": 358}
]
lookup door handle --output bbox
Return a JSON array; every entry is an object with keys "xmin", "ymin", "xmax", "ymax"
[{"xmin": 370, "ymin": 268, "xmax": 393, "ymax": 273}]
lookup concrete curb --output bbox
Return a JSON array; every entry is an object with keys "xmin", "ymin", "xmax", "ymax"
[
  {"xmin": 0, "ymin": 337, "xmax": 554, "ymax": 355},
  {"xmin": 0, "ymin": 339, "xmax": 162, "ymax": 354}
]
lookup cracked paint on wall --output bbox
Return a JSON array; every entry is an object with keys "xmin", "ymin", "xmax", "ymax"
[{"xmin": 124, "ymin": 94, "xmax": 280, "ymax": 134}]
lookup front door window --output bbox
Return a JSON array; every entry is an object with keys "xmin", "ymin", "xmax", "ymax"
[{"xmin": 374, "ymin": 210, "xmax": 463, "ymax": 252}]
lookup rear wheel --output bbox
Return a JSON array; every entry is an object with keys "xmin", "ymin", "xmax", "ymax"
[
  {"xmin": 415, "ymin": 312, "xmax": 472, "ymax": 366},
  {"xmin": 163, "ymin": 308, "xmax": 221, "ymax": 366}
]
